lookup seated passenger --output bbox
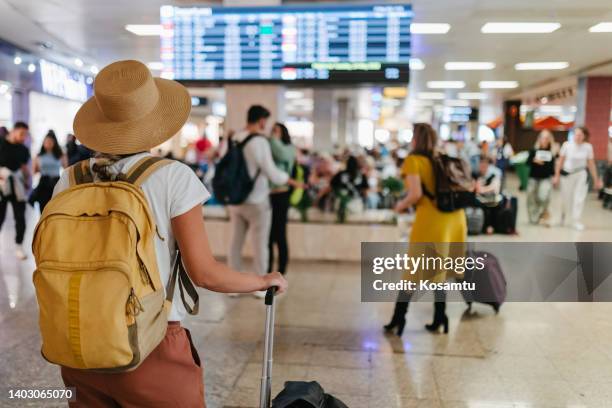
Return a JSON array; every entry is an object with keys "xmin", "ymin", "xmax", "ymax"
[{"xmin": 475, "ymin": 155, "xmax": 503, "ymax": 234}]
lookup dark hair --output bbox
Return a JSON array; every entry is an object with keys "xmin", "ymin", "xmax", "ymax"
[
  {"xmin": 0, "ymin": 126, "xmax": 7, "ymax": 140},
  {"xmin": 39, "ymin": 131, "xmax": 63, "ymax": 159},
  {"xmin": 346, "ymin": 155, "xmax": 360, "ymax": 178},
  {"xmin": 274, "ymin": 122, "xmax": 292, "ymax": 145},
  {"xmin": 575, "ymin": 126, "xmax": 590, "ymax": 140},
  {"xmin": 247, "ymin": 105, "xmax": 271, "ymax": 124},
  {"xmin": 411, "ymin": 123, "xmax": 437, "ymax": 158},
  {"xmin": 13, "ymin": 121, "xmax": 29, "ymax": 130}
]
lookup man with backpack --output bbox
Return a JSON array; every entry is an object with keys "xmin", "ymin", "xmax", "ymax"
[{"xmin": 222, "ymin": 105, "xmax": 294, "ymax": 298}]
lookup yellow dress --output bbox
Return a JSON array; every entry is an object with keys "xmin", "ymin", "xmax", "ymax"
[{"xmin": 401, "ymin": 154, "xmax": 467, "ymax": 283}]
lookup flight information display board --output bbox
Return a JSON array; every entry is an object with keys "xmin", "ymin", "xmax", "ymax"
[{"xmin": 160, "ymin": 3, "xmax": 411, "ymax": 83}]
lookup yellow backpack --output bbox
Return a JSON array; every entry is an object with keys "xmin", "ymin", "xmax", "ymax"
[{"xmin": 32, "ymin": 156, "xmax": 198, "ymax": 372}]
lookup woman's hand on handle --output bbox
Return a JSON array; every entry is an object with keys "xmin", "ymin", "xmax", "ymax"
[{"xmin": 261, "ymin": 272, "xmax": 288, "ymax": 294}]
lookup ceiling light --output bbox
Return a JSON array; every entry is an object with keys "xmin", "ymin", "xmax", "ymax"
[
  {"xmin": 90, "ymin": 65, "xmax": 99, "ymax": 74},
  {"xmin": 27, "ymin": 63, "xmax": 36, "ymax": 73},
  {"xmin": 409, "ymin": 58, "xmax": 425, "ymax": 70},
  {"xmin": 538, "ymin": 105, "xmax": 564, "ymax": 113},
  {"xmin": 427, "ymin": 81, "xmax": 465, "ymax": 89},
  {"xmin": 13, "ymin": 56, "xmax": 22, "ymax": 65},
  {"xmin": 125, "ymin": 24, "xmax": 162, "ymax": 36},
  {"xmin": 481, "ymin": 22, "xmax": 560, "ymax": 33},
  {"xmin": 445, "ymin": 62, "xmax": 495, "ymax": 71},
  {"xmin": 458, "ymin": 92, "xmax": 487, "ymax": 100},
  {"xmin": 285, "ymin": 90, "xmax": 305, "ymax": 99},
  {"xmin": 589, "ymin": 22, "xmax": 612, "ymax": 32},
  {"xmin": 417, "ymin": 92, "xmax": 445, "ymax": 100},
  {"xmin": 410, "ymin": 23, "xmax": 450, "ymax": 34},
  {"xmin": 86, "ymin": 77, "xmax": 94, "ymax": 85},
  {"xmin": 74, "ymin": 58, "xmax": 83, "ymax": 67},
  {"xmin": 445, "ymin": 99, "xmax": 470, "ymax": 107},
  {"xmin": 479, "ymin": 81, "xmax": 519, "ymax": 89},
  {"xmin": 146, "ymin": 61, "xmax": 164, "ymax": 70},
  {"xmin": 515, "ymin": 62, "xmax": 569, "ymax": 70}
]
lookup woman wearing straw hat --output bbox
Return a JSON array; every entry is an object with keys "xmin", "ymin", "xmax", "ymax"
[{"xmin": 52, "ymin": 60, "xmax": 287, "ymax": 407}]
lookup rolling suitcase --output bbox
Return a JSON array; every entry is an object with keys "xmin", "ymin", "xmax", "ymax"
[
  {"xmin": 461, "ymin": 251, "xmax": 506, "ymax": 313},
  {"xmin": 260, "ymin": 289, "xmax": 348, "ymax": 408},
  {"xmin": 465, "ymin": 207, "xmax": 484, "ymax": 235}
]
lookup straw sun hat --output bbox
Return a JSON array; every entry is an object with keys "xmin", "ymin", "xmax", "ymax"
[{"xmin": 73, "ymin": 60, "xmax": 191, "ymax": 154}]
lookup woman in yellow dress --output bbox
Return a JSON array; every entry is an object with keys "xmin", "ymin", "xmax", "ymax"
[{"xmin": 384, "ymin": 123, "xmax": 467, "ymax": 336}]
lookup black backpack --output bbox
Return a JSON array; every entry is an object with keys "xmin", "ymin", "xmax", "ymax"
[
  {"xmin": 421, "ymin": 154, "xmax": 475, "ymax": 212},
  {"xmin": 212, "ymin": 134, "xmax": 260, "ymax": 205},
  {"xmin": 272, "ymin": 381, "xmax": 348, "ymax": 408}
]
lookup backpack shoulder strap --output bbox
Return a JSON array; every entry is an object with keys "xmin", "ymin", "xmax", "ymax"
[
  {"xmin": 166, "ymin": 251, "xmax": 199, "ymax": 315},
  {"xmin": 69, "ymin": 159, "xmax": 94, "ymax": 186},
  {"xmin": 238, "ymin": 133, "xmax": 261, "ymax": 148},
  {"xmin": 125, "ymin": 156, "xmax": 173, "ymax": 187}
]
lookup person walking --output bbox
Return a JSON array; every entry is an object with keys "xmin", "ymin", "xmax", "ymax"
[
  {"xmin": 494, "ymin": 136, "xmax": 514, "ymax": 190},
  {"xmin": 268, "ymin": 123, "xmax": 296, "ymax": 276},
  {"xmin": 30, "ymin": 130, "xmax": 65, "ymax": 212},
  {"xmin": 48, "ymin": 60, "xmax": 287, "ymax": 407},
  {"xmin": 384, "ymin": 123, "xmax": 467, "ymax": 336},
  {"xmin": 227, "ymin": 105, "xmax": 293, "ymax": 298},
  {"xmin": 0, "ymin": 121, "xmax": 31, "ymax": 260},
  {"xmin": 553, "ymin": 126, "xmax": 603, "ymax": 230},
  {"xmin": 527, "ymin": 130, "xmax": 556, "ymax": 225}
]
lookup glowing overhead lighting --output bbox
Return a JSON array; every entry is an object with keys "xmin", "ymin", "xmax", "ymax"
[
  {"xmin": 481, "ymin": 22, "xmax": 560, "ymax": 33},
  {"xmin": 74, "ymin": 58, "xmax": 83, "ymax": 68},
  {"xmin": 285, "ymin": 90, "xmax": 305, "ymax": 99},
  {"xmin": 409, "ymin": 58, "xmax": 425, "ymax": 70},
  {"xmin": 125, "ymin": 24, "xmax": 162, "ymax": 36},
  {"xmin": 445, "ymin": 99, "xmax": 470, "ymax": 107},
  {"xmin": 445, "ymin": 62, "xmax": 495, "ymax": 71},
  {"xmin": 86, "ymin": 77, "xmax": 94, "ymax": 85},
  {"xmin": 417, "ymin": 92, "xmax": 445, "ymax": 100},
  {"xmin": 410, "ymin": 23, "xmax": 450, "ymax": 34},
  {"xmin": 427, "ymin": 81, "xmax": 465, "ymax": 89},
  {"xmin": 146, "ymin": 61, "xmax": 164, "ymax": 70},
  {"xmin": 479, "ymin": 81, "xmax": 519, "ymax": 89},
  {"xmin": 589, "ymin": 22, "xmax": 612, "ymax": 32},
  {"xmin": 458, "ymin": 92, "xmax": 487, "ymax": 100},
  {"xmin": 13, "ymin": 56, "xmax": 22, "ymax": 65},
  {"xmin": 90, "ymin": 65, "xmax": 99, "ymax": 74},
  {"xmin": 27, "ymin": 63, "xmax": 37, "ymax": 73},
  {"xmin": 515, "ymin": 62, "xmax": 569, "ymax": 70}
]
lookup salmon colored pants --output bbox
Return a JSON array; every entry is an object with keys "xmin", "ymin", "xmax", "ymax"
[{"xmin": 61, "ymin": 322, "xmax": 205, "ymax": 407}]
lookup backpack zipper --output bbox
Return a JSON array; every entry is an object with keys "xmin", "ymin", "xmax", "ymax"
[
  {"xmin": 137, "ymin": 255, "xmax": 154, "ymax": 289},
  {"xmin": 127, "ymin": 288, "xmax": 144, "ymax": 316}
]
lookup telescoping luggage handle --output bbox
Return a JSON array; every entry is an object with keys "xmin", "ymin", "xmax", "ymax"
[{"xmin": 259, "ymin": 287, "xmax": 277, "ymax": 408}]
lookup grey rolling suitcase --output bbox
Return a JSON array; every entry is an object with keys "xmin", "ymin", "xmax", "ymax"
[
  {"xmin": 259, "ymin": 289, "xmax": 348, "ymax": 408},
  {"xmin": 465, "ymin": 207, "xmax": 484, "ymax": 235}
]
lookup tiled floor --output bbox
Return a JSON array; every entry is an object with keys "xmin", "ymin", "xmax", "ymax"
[{"xmin": 1, "ymin": 180, "xmax": 611, "ymax": 407}]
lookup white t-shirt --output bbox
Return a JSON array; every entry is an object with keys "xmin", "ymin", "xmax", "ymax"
[
  {"xmin": 53, "ymin": 153, "xmax": 210, "ymax": 321},
  {"xmin": 560, "ymin": 141, "xmax": 594, "ymax": 173},
  {"xmin": 232, "ymin": 131, "xmax": 289, "ymax": 205}
]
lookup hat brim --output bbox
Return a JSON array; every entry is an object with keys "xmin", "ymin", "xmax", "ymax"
[{"xmin": 73, "ymin": 78, "xmax": 191, "ymax": 154}]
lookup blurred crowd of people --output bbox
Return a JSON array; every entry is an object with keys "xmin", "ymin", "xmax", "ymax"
[{"xmin": 173, "ymin": 120, "xmax": 608, "ymax": 235}]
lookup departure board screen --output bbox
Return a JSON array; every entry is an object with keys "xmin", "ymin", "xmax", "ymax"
[{"xmin": 160, "ymin": 4, "xmax": 411, "ymax": 83}]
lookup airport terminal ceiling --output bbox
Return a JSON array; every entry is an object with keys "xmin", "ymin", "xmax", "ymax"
[{"xmin": 1, "ymin": 0, "xmax": 612, "ymax": 99}]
